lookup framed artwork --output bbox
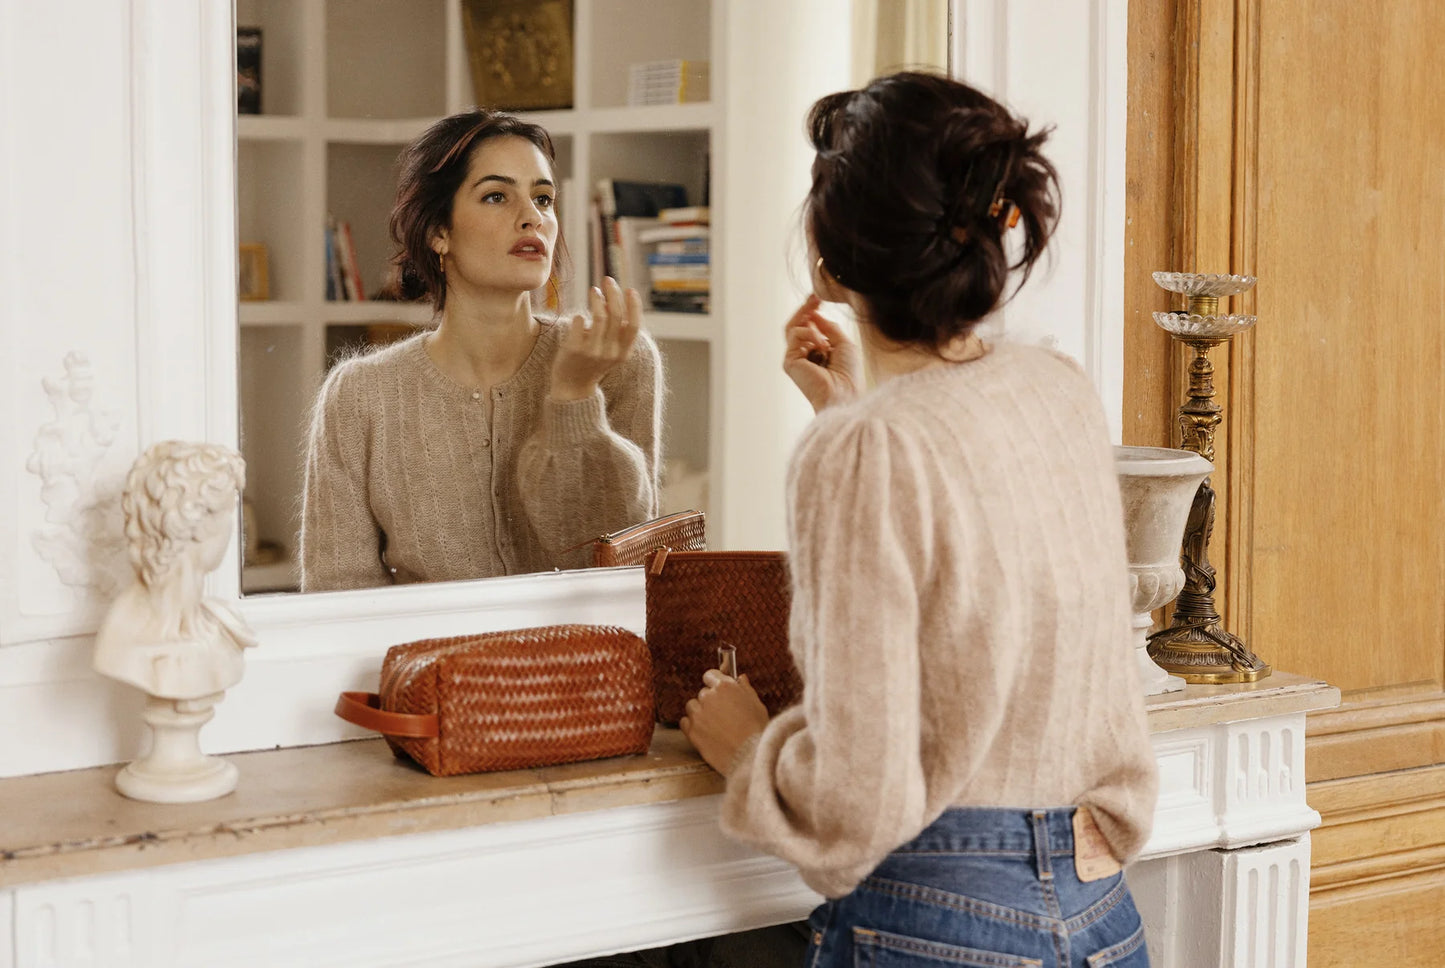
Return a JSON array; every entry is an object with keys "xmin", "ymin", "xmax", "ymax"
[
  {"xmin": 238, "ymin": 243, "xmax": 270, "ymax": 301},
  {"xmin": 461, "ymin": 0, "xmax": 574, "ymax": 111}
]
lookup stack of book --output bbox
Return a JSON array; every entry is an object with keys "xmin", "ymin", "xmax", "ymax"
[
  {"xmin": 627, "ymin": 60, "xmax": 710, "ymax": 106},
  {"xmin": 325, "ymin": 215, "xmax": 366, "ymax": 302},
  {"xmin": 640, "ymin": 207, "xmax": 709, "ymax": 314},
  {"xmin": 592, "ymin": 178, "xmax": 686, "ymax": 292}
]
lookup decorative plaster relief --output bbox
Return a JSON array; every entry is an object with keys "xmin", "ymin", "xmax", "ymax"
[
  {"xmin": 1216, "ymin": 720, "xmax": 1313, "ymax": 847},
  {"xmin": 24, "ymin": 353, "xmax": 129, "ymax": 600}
]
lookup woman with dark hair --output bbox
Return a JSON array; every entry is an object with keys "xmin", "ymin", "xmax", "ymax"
[
  {"xmin": 680, "ymin": 72, "xmax": 1157, "ymax": 966},
  {"xmin": 301, "ymin": 110, "xmax": 662, "ymax": 592}
]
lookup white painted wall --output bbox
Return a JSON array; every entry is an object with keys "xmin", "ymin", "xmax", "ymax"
[
  {"xmin": 954, "ymin": 0, "xmax": 1129, "ymax": 443},
  {"xmin": 0, "ymin": 0, "xmax": 1127, "ymax": 779}
]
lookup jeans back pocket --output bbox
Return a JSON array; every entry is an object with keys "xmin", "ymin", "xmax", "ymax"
[
  {"xmin": 851, "ymin": 927, "xmax": 1043, "ymax": 967},
  {"xmin": 1086, "ymin": 924, "xmax": 1149, "ymax": 966}
]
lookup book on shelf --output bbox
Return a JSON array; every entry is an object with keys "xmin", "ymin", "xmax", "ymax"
[
  {"xmin": 593, "ymin": 178, "xmax": 689, "ymax": 286},
  {"xmin": 648, "ymin": 264, "xmax": 710, "ymax": 281},
  {"xmin": 654, "ymin": 238, "xmax": 709, "ymax": 256},
  {"xmin": 647, "ymin": 251, "xmax": 710, "ymax": 265},
  {"xmin": 656, "ymin": 205, "xmax": 710, "ymax": 226},
  {"xmin": 649, "ymin": 291, "xmax": 710, "ymax": 314},
  {"xmin": 613, "ymin": 216, "xmax": 661, "ymax": 293},
  {"xmin": 628, "ymin": 60, "xmax": 710, "ymax": 106},
  {"xmin": 236, "ymin": 27, "xmax": 261, "ymax": 115},
  {"xmin": 325, "ymin": 216, "xmax": 366, "ymax": 302},
  {"xmin": 636, "ymin": 224, "xmax": 710, "ymax": 245}
]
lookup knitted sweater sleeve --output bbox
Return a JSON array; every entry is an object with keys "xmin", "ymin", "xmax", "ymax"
[
  {"xmin": 299, "ymin": 363, "xmax": 391, "ymax": 592},
  {"xmin": 719, "ymin": 414, "xmax": 934, "ymax": 898},
  {"xmin": 516, "ymin": 330, "xmax": 663, "ymax": 564}
]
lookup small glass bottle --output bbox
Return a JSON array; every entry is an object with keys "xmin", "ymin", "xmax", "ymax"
[{"xmin": 717, "ymin": 644, "xmax": 738, "ymax": 679}]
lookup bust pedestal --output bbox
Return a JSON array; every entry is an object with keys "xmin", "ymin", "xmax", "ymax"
[{"xmin": 114, "ymin": 694, "xmax": 238, "ymax": 803}]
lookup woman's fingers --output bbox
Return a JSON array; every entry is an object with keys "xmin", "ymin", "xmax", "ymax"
[
  {"xmin": 585, "ymin": 286, "xmax": 606, "ymax": 345},
  {"xmin": 785, "ymin": 294, "xmax": 822, "ymax": 329}
]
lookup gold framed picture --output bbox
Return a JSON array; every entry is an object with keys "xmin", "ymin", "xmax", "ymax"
[
  {"xmin": 461, "ymin": 0, "xmax": 574, "ymax": 111},
  {"xmin": 238, "ymin": 242, "xmax": 270, "ymax": 301}
]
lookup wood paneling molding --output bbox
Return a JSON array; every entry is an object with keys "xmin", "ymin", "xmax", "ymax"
[
  {"xmin": 1307, "ymin": 764, "xmax": 1445, "ymax": 968},
  {"xmin": 1307, "ymin": 693, "xmax": 1445, "ymax": 783},
  {"xmin": 1121, "ymin": 0, "xmax": 1176, "ymax": 447},
  {"xmin": 1223, "ymin": 0, "xmax": 1260, "ymax": 642}
]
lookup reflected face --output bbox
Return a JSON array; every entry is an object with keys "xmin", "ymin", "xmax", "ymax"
[{"xmin": 436, "ymin": 136, "xmax": 559, "ymax": 297}]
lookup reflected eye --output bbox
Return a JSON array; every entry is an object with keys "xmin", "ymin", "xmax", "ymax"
[
  {"xmin": 535, "ymin": 194, "xmax": 555, "ymax": 209},
  {"xmin": 482, "ymin": 190, "xmax": 507, "ymax": 203}
]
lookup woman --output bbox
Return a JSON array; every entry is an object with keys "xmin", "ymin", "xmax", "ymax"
[
  {"xmin": 680, "ymin": 73, "xmax": 1158, "ymax": 967},
  {"xmin": 301, "ymin": 110, "xmax": 662, "ymax": 592}
]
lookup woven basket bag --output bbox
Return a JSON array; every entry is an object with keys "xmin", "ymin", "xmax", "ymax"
[
  {"xmin": 643, "ymin": 548, "xmax": 803, "ymax": 725},
  {"xmin": 334, "ymin": 624, "xmax": 654, "ymax": 776},
  {"xmin": 591, "ymin": 509, "xmax": 706, "ymax": 567}
]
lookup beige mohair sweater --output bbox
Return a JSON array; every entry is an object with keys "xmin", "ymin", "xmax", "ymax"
[
  {"xmin": 721, "ymin": 340, "xmax": 1158, "ymax": 899},
  {"xmin": 300, "ymin": 321, "xmax": 661, "ymax": 591}
]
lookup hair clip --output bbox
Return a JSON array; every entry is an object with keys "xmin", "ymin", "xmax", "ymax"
[{"xmin": 988, "ymin": 198, "xmax": 1021, "ymax": 229}]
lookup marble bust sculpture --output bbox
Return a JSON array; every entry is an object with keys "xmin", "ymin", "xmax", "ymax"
[{"xmin": 93, "ymin": 440, "xmax": 255, "ymax": 801}]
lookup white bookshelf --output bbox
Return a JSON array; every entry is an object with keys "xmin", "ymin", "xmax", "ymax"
[{"xmin": 236, "ymin": 0, "xmax": 722, "ymax": 594}]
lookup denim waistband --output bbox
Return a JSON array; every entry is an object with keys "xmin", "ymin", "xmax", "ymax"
[{"xmin": 892, "ymin": 806, "xmax": 1081, "ymax": 856}]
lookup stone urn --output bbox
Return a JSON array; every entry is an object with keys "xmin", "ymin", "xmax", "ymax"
[{"xmin": 1114, "ymin": 446, "xmax": 1214, "ymax": 696}]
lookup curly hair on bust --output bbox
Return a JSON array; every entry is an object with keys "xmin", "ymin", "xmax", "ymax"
[
  {"xmin": 804, "ymin": 71, "xmax": 1062, "ymax": 349},
  {"xmin": 122, "ymin": 441, "xmax": 245, "ymax": 588}
]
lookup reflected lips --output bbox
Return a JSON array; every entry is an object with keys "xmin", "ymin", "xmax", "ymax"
[{"xmin": 510, "ymin": 237, "xmax": 547, "ymax": 261}]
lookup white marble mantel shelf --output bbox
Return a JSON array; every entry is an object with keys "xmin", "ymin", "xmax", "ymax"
[{"xmin": 1, "ymin": 673, "xmax": 1336, "ymax": 892}]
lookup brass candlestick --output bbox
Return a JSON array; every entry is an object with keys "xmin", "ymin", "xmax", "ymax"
[{"xmin": 1147, "ymin": 272, "xmax": 1270, "ymax": 683}]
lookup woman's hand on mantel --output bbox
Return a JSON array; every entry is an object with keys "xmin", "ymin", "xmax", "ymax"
[
  {"xmin": 783, "ymin": 294, "xmax": 864, "ymax": 413},
  {"xmin": 679, "ymin": 670, "xmax": 770, "ymax": 777},
  {"xmin": 551, "ymin": 276, "xmax": 642, "ymax": 401}
]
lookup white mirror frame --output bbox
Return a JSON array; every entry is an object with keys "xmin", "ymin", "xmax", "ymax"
[{"xmin": 0, "ymin": 0, "xmax": 1127, "ymax": 777}]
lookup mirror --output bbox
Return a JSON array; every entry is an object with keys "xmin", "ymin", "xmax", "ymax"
[{"xmin": 235, "ymin": 0, "xmax": 949, "ymax": 596}]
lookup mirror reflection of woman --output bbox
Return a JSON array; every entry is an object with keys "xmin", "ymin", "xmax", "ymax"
[{"xmin": 301, "ymin": 111, "xmax": 661, "ymax": 592}]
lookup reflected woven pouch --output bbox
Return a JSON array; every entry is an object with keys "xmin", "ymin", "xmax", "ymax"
[
  {"xmin": 644, "ymin": 549, "xmax": 803, "ymax": 726},
  {"xmin": 334, "ymin": 624, "xmax": 654, "ymax": 776},
  {"xmin": 592, "ymin": 509, "xmax": 706, "ymax": 567}
]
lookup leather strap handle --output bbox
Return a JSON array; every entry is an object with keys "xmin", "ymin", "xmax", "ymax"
[{"xmin": 334, "ymin": 691, "xmax": 439, "ymax": 738}]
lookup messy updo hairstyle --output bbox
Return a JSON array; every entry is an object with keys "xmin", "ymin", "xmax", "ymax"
[
  {"xmin": 806, "ymin": 71, "xmax": 1060, "ymax": 348},
  {"xmin": 386, "ymin": 109, "xmax": 569, "ymax": 312}
]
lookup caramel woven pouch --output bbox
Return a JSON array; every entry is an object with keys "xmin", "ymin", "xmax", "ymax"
[
  {"xmin": 592, "ymin": 509, "xmax": 706, "ymax": 567},
  {"xmin": 334, "ymin": 624, "xmax": 654, "ymax": 776},
  {"xmin": 644, "ymin": 549, "xmax": 803, "ymax": 725}
]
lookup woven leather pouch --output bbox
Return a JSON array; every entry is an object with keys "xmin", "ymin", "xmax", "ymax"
[
  {"xmin": 592, "ymin": 509, "xmax": 706, "ymax": 567},
  {"xmin": 334, "ymin": 624, "xmax": 654, "ymax": 776},
  {"xmin": 644, "ymin": 549, "xmax": 803, "ymax": 725}
]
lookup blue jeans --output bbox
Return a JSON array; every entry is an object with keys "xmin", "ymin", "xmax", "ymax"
[{"xmin": 804, "ymin": 807, "xmax": 1149, "ymax": 967}]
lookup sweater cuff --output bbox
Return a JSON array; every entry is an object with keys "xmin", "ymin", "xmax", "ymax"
[{"xmin": 545, "ymin": 390, "xmax": 608, "ymax": 444}]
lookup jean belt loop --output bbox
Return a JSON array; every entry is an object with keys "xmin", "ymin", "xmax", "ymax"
[{"xmin": 1030, "ymin": 810, "xmax": 1054, "ymax": 881}]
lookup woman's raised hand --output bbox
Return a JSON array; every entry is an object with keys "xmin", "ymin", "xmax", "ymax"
[
  {"xmin": 551, "ymin": 276, "xmax": 642, "ymax": 401},
  {"xmin": 783, "ymin": 294, "xmax": 864, "ymax": 413}
]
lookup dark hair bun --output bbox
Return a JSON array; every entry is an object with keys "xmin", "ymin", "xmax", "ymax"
[{"xmin": 806, "ymin": 71, "xmax": 1061, "ymax": 347}]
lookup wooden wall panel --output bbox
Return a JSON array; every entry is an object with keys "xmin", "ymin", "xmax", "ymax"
[
  {"xmin": 1247, "ymin": 0, "xmax": 1445, "ymax": 693},
  {"xmin": 1124, "ymin": 2, "xmax": 1445, "ymax": 963},
  {"xmin": 1308, "ymin": 765, "xmax": 1445, "ymax": 968}
]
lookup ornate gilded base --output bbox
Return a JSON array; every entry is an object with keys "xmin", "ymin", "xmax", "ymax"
[{"xmin": 1148, "ymin": 621, "xmax": 1271, "ymax": 684}]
